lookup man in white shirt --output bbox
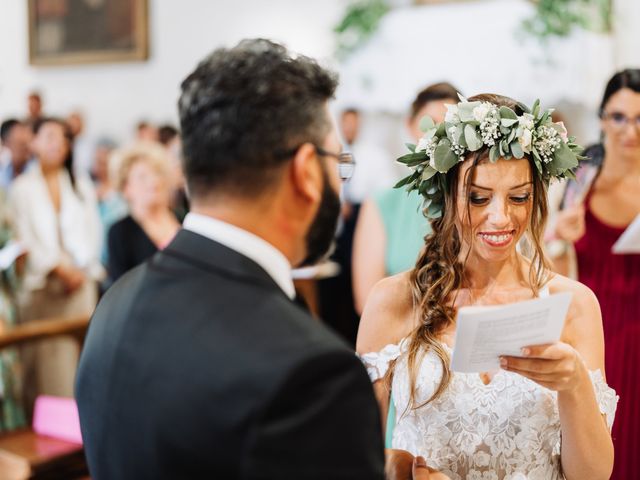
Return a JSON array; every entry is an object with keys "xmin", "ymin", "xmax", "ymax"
[{"xmin": 76, "ymin": 39, "xmax": 431, "ymax": 480}]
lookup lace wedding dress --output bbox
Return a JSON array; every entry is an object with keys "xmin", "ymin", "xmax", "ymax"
[{"xmin": 360, "ymin": 338, "xmax": 618, "ymax": 480}]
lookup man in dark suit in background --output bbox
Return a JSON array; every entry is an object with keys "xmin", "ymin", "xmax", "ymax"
[{"xmin": 75, "ymin": 39, "xmax": 391, "ymax": 479}]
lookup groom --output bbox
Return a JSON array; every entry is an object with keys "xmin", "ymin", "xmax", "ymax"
[{"xmin": 77, "ymin": 39, "xmax": 433, "ymax": 479}]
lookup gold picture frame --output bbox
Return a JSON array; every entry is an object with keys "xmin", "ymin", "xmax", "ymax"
[{"xmin": 28, "ymin": 0, "xmax": 149, "ymax": 66}]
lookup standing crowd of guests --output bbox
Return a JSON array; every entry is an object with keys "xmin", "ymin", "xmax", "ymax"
[{"xmin": 0, "ymin": 92, "xmax": 184, "ymax": 427}]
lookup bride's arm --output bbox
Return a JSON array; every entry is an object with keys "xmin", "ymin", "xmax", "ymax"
[
  {"xmin": 356, "ymin": 273, "xmax": 415, "ymax": 435},
  {"xmin": 501, "ymin": 279, "xmax": 614, "ymax": 480}
]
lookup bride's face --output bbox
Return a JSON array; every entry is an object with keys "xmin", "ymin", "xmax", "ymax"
[{"xmin": 456, "ymin": 157, "xmax": 533, "ymax": 263}]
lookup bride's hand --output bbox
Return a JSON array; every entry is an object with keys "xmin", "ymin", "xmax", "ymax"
[
  {"xmin": 500, "ymin": 342, "xmax": 589, "ymax": 392},
  {"xmin": 385, "ymin": 449, "xmax": 451, "ymax": 480}
]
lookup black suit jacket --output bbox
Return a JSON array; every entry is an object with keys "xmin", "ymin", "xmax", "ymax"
[{"xmin": 76, "ymin": 229, "xmax": 385, "ymax": 479}]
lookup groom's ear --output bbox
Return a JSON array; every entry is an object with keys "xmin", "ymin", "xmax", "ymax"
[{"xmin": 290, "ymin": 142, "xmax": 322, "ymax": 206}]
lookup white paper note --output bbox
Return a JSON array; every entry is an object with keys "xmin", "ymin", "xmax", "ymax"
[
  {"xmin": 612, "ymin": 214, "xmax": 640, "ymax": 254},
  {"xmin": 451, "ymin": 292, "xmax": 573, "ymax": 373},
  {"xmin": 0, "ymin": 241, "xmax": 25, "ymax": 270}
]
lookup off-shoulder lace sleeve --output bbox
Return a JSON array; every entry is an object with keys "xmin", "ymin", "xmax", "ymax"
[
  {"xmin": 357, "ymin": 340, "xmax": 406, "ymax": 382},
  {"xmin": 590, "ymin": 369, "xmax": 618, "ymax": 431}
]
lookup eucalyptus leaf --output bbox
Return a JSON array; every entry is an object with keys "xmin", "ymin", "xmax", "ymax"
[
  {"xmin": 421, "ymin": 166, "xmax": 438, "ymax": 181},
  {"xmin": 433, "ymin": 141, "xmax": 459, "ymax": 172},
  {"xmin": 464, "ymin": 124, "xmax": 483, "ymax": 151},
  {"xmin": 501, "ymin": 118, "xmax": 518, "ymax": 127},
  {"xmin": 394, "ymin": 175, "xmax": 412, "ymax": 188},
  {"xmin": 397, "ymin": 152, "xmax": 427, "ymax": 166},
  {"xmin": 532, "ymin": 99, "xmax": 541, "ymax": 118},
  {"xmin": 427, "ymin": 201, "xmax": 443, "ymax": 218},
  {"xmin": 489, "ymin": 145, "xmax": 500, "ymax": 163},
  {"xmin": 405, "ymin": 143, "xmax": 416, "ymax": 153},
  {"xmin": 539, "ymin": 110, "xmax": 550, "ymax": 125},
  {"xmin": 436, "ymin": 122, "xmax": 447, "ymax": 136},
  {"xmin": 455, "ymin": 124, "xmax": 466, "ymax": 147},
  {"xmin": 499, "ymin": 106, "xmax": 518, "ymax": 120},
  {"xmin": 553, "ymin": 142, "xmax": 579, "ymax": 170},
  {"xmin": 419, "ymin": 115, "xmax": 435, "ymax": 132},
  {"xmin": 458, "ymin": 101, "xmax": 481, "ymax": 123},
  {"xmin": 510, "ymin": 140, "xmax": 524, "ymax": 159}
]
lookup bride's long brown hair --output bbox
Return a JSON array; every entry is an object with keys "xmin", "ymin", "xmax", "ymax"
[{"xmin": 402, "ymin": 94, "xmax": 552, "ymax": 409}]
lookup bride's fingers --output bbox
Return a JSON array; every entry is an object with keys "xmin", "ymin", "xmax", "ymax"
[
  {"xmin": 500, "ymin": 356, "xmax": 559, "ymax": 374},
  {"xmin": 520, "ymin": 343, "xmax": 567, "ymax": 360}
]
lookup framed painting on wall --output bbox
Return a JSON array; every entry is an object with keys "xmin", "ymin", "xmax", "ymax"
[{"xmin": 28, "ymin": 0, "xmax": 149, "ymax": 66}]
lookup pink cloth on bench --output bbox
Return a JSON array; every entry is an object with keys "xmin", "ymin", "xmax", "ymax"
[{"xmin": 32, "ymin": 395, "xmax": 83, "ymax": 444}]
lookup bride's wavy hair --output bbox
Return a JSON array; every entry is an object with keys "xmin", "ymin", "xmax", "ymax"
[{"xmin": 402, "ymin": 93, "xmax": 552, "ymax": 409}]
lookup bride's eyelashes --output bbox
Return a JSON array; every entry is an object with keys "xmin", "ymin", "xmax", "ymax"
[{"xmin": 468, "ymin": 192, "xmax": 532, "ymax": 206}]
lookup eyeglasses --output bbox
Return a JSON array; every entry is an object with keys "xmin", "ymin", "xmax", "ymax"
[
  {"xmin": 313, "ymin": 146, "xmax": 356, "ymax": 181},
  {"xmin": 275, "ymin": 144, "xmax": 356, "ymax": 181},
  {"xmin": 602, "ymin": 112, "xmax": 640, "ymax": 131}
]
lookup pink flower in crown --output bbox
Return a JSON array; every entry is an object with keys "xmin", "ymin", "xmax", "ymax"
[{"xmin": 555, "ymin": 121, "xmax": 569, "ymax": 142}]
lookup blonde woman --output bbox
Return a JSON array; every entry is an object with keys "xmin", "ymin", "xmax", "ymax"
[
  {"xmin": 107, "ymin": 142, "xmax": 180, "ymax": 282},
  {"xmin": 357, "ymin": 94, "xmax": 617, "ymax": 479}
]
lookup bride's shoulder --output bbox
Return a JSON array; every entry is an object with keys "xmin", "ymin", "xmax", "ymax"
[
  {"xmin": 547, "ymin": 273, "xmax": 601, "ymax": 330},
  {"xmin": 356, "ymin": 271, "xmax": 416, "ymax": 355}
]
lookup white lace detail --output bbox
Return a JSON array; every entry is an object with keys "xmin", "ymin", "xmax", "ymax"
[
  {"xmin": 358, "ymin": 338, "xmax": 408, "ymax": 382},
  {"xmin": 362, "ymin": 339, "xmax": 617, "ymax": 480},
  {"xmin": 589, "ymin": 369, "xmax": 618, "ymax": 431}
]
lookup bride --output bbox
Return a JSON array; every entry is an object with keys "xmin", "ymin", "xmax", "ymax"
[{"xmin": 357, "ymin": 94, "xmax": 617, "ymax": 480}]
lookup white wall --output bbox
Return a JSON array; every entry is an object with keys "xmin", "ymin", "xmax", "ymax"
[
  {"xmin": 1, "ymin": 0, "xmax": 639, "ymax": 145},
  {"xmin": 0, "ymin": 0, "xmax": 345, "ymax": 143},
  {"xmin": 613, "ymin": 0, "xmax": 640, "ymax": 67}
]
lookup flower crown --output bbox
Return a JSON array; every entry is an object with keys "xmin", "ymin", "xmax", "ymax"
[{"xmin": 395, "ymin": 95, "xmax": 583, "ymax": 219}]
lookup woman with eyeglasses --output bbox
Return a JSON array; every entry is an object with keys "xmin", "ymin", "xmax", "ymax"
[{"xmin": 548, "ymin": 68, "xmax": 640, "ymax": 479}]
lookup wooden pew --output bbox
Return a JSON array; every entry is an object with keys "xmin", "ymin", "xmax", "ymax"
[{"xmin": 0, "ymin": 315, "xmax": 91, "ymax": 480}]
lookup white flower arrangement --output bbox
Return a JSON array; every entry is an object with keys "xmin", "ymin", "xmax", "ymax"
[{"xmin": 396, "ymin": 95, "xmax": 583, "ymax": 219}]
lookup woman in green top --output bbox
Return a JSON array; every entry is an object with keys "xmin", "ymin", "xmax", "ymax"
[{"xmin": 353, "ymin": 82, "xmax": 460, "ymax": 315}]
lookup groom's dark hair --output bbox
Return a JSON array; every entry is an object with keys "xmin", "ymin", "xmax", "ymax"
[{"xmin": 178, "ymin": 38, "xmax": 338, "ymax": 199}]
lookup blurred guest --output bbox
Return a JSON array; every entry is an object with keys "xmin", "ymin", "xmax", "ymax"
[
  {"xmin": 107, "ymin": 142, "xmax": 180, "ymax": 283},
  {"xmin": 0, "ymin": 119, "xmax": 33, "ymax": 191},
  {"xmin": 549, "ymin": 68, "xmax": 640, "ymax": 479},
  {"xmin": 26, "ymin": 91, "xmax": 44, "ymax": 128},
  {"xmin": 8, "ymin": 118, "xmax": 103, "ymax": 404},
  {"xmin": 0, "ymin": 193, "xmax": 27, "ymax": 431},
  {"xmin": 67, "ymin": 110, "xmax": 95, "ymax": 176},
  {"xmin": 158, "ymin": 124, "xmax": 179, "ymax": 147},
  {"xmin": 316, "ymin": 107, "xmax": 393, "ymax": 344},
  {"xmin": 352, "ymin": 82, "xmax": 459, "ymax": 314},
  {"xmin": 91, "ymin": 138, "xmax": 127, "ymax": 267},
  {"xmin": 340, "ymin": 108, "xmax": 394, "ymax": 206},
  {"xmin": 136, "ymin": 120, "xmax": 158, "ymax": 142},
  {"xmin": 158, "ymin": 124, "xmax": 190, "ymax": 220}
]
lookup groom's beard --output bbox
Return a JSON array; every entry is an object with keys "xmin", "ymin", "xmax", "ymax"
[{"xmin": 299, "ymin": 174, "xmax": 341, "ymax": 267}]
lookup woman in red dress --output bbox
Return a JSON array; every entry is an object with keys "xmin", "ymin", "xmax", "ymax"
[{"xmin": 553, "ymin": 69, "xmax": 640, "ymax": 479}]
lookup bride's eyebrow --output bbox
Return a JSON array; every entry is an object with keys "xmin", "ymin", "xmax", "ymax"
[
  {"xmin": 470, "ymin": 183, "xmax": 492, "ymax": 191},
  {"xmin": 470, "ymin": 181, "xmax": 533, "ymax": 191}
]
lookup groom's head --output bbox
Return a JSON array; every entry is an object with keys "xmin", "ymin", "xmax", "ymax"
[{"xmin": 178, "ymin": 39, "xmax": 343, "ymax": 267}]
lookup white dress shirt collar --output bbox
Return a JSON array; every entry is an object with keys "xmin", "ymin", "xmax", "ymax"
[{"xmin": 182, "ymin": 212, "xmax": 295, "ymax": 299}]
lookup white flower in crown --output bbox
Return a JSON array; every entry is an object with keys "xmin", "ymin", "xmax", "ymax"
[
  {"xmin": 417, "ymin": 135, "xmax": 438, "ymax": 160},
  {"xmin": 518, "ymin": 113, "xmax": 535, "ymax": 130},
  {"xmin": 518, "ymin": 128, "xmax": 533, "ymax": 154},
  {"xmin": 444, "ymin": 103, "xmax": 460, "ymax": 123},
  {"xmin": 472, "ymin": 103, "xmax": 492, "ymax": 122},
  {"xmin": 534, "ymin": 125, "xmax": 562, "ymax": 163}
]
